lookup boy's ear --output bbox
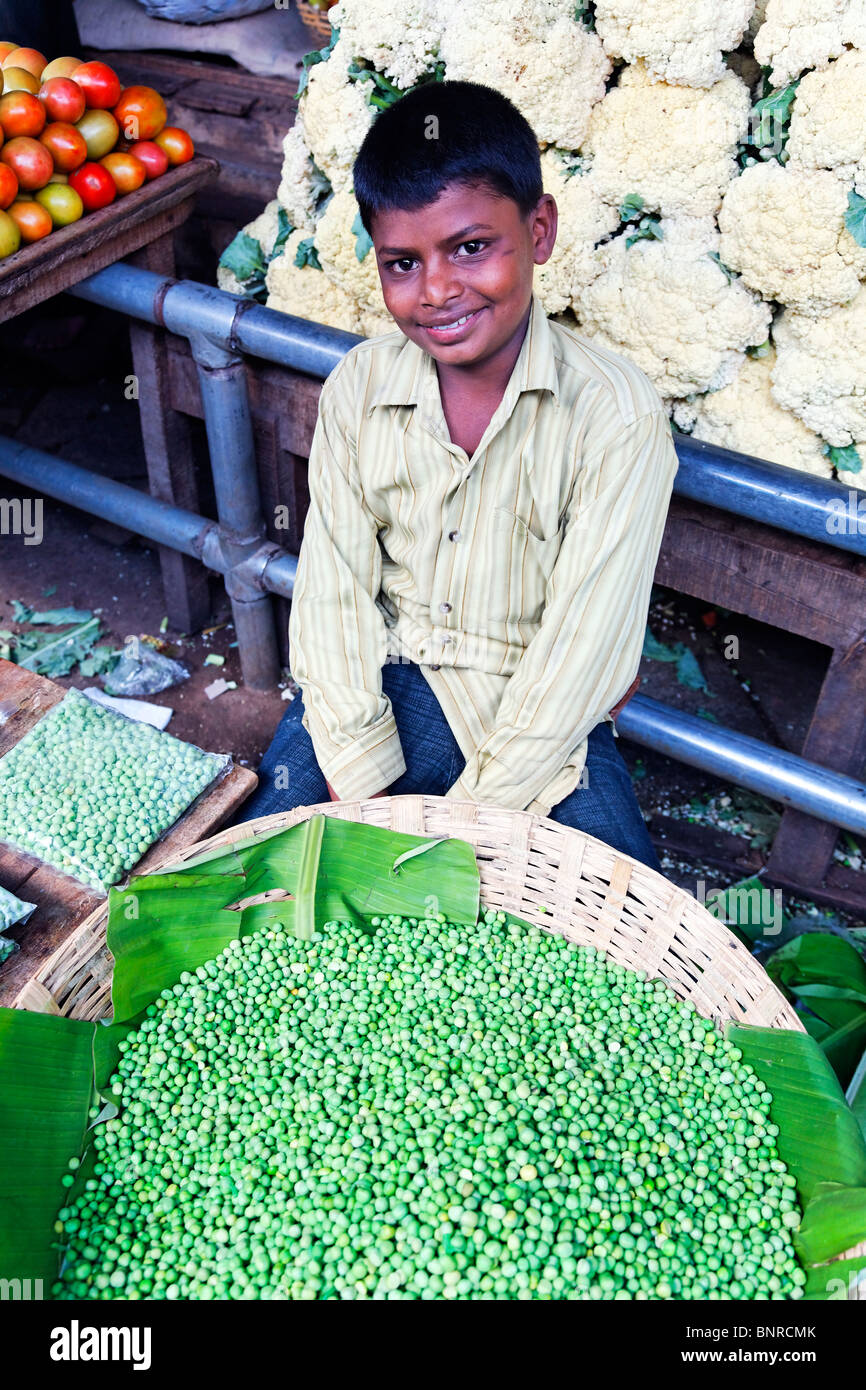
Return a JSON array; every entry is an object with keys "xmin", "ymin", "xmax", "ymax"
[{"xmin": 531, "ymin": 192, "xmax": 558, "ymax": 267}]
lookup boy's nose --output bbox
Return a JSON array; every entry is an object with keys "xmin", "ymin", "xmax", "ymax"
[{"xmin": 421, "ymin": 263, "xmax": 464, "ymax": 307}]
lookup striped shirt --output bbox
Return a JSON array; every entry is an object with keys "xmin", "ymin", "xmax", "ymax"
[{"xmin": 288, "ymin": 292, "xmax": 678, "ymax": 816}]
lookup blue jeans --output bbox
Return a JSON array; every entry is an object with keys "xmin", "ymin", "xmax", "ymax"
[{"xmin": 236, "ymin": 660, "xmax": 660, "ymax": 870}]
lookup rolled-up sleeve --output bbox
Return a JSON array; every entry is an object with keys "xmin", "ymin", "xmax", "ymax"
[
  {"xmin": 445, "ymin": 410, "xmax": 677, "ymax": 812},
  {"xmin": 288, "ymin": 372, "xmax": 407, "ymax": 800}
]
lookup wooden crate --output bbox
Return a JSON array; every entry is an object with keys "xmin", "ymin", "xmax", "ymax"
[
  {"xmin": 0, "ymin": 157, "xmax": 218, "ymax": 323},
  {"xmin": 0, "ymin": 659, "xmax": 257, "ymax": 1008}
]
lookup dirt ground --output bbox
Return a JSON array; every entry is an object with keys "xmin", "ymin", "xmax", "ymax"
[{"xmin": 0, "ymin": 296, "xmax": 860, "ymax": 913}]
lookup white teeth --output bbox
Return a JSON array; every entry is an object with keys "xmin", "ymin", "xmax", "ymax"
[{"xmin": 431, "ymin": 313, "xmax": 472, "ymax": 330}]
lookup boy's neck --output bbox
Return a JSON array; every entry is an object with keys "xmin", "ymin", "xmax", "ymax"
[{"xmin": 433, "ymin": 299, "xmax": 533, "ymax": 403}]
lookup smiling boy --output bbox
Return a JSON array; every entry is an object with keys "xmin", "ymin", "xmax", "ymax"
[{"xmin": 239, "ymin": 80, "xmax": 678, "ymax": 869}]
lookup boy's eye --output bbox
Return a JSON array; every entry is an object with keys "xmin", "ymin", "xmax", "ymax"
[
  {"xmin": 457, "ymin": 240, "xmax": 488, "ymax": 256},
  {"xmin": 386, "ymin": 257, "xmax": 417, "ymax": 273}
]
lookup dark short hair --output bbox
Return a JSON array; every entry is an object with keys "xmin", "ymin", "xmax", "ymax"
[{"xmin": 353, "ymin": 79, "xmax": 543, "ymax": 233}]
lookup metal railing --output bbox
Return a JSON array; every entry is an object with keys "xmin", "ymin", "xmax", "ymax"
[{"xmin": 0, "ymin": 263, "xmax": 863, "ymax": 834}]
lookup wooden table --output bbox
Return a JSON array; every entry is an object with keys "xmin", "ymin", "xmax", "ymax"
[{"xmin": 0, "ymin": 660, "xmax": 256, "ymax": 1008}]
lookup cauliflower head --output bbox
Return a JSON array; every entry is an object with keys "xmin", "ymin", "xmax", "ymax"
[
  {"xmin": 786, "ymin": 49, "xmax": 866, "ymax": 189},
  {"xmin": 753, "ymin": 0, "xmax": 866, "ymax": 87},
  {"xmin": 771, "ymin": 286, "xmax": 866, "ymax": 446},
  {"xmin": 575, "ymin": 216, "xmax": 772, "ymax": 398},
  {"xmin": 301, "ymin": 38, "xmax": 374, "ymax": 194},
  {"xmin": 533, "ymin": 151, "xmax": 620, "ymax": 315},
  {"xmin": 439, "ymin": 1, "xmax": 611, "ymax": 149},
  {"xmin": 276, "ymin": 116, "xmax": 330, "ymax": 236},
  {"xmin": 328, "ymin": 0, "xmax": 449, "ymax": 90},
  {"xmin": 583, "ymin": 63, "xmax": 750, "ymax": 218},
  {"xmin": 593, "ymin": 0, "xmax": 755, "ymax": 88},
  {"xmin": 265, "ymin": 229, "xmax": 364, "ymax": 335},
  {"xmin": 718, "ymin": 162, "xmax": 866, "ymax": 317},
  {"xmin": 688, "ymin": 350, "xmax": 834, "ymax": 476},
  {"xmin": 313, "ymin": 185, "xmax": 389, "ymax": 317}
]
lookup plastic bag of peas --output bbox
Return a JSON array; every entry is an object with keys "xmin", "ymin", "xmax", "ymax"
[
  {"xmin": 0, "ymin": 688, "xmax": 230, "ymax": 894},
  {"xmin": 0, "ymin": 882, "xmax": 35, "ymax": 932}
]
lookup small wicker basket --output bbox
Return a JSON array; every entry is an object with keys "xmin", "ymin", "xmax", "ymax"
[
  {"xmin": 12, "ymin": 796, "xmax": 864, "ymax": 1296},
  {"xmin": 296, "ymin": 0, "xmax": 334, "ymax": 43}
]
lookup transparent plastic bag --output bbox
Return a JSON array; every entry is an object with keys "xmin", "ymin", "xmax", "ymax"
[
  {"xmin": 0, "ymin": 688, "xmax": 230, "ymax": 894},
  {"xmin": 103, "ymin": 637, "xmax": 189, "ymax": 697},
  {"xmin": 0, "ymin": 883, "xmax": 35, "ymax": 931}
]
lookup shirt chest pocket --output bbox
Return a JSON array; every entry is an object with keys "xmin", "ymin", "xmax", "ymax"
[{"xmin": 488, "ymin": 507, "xmax": 564, "ymax": 624}]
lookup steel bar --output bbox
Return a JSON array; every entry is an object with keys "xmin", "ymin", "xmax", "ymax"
[
  {"xmin": 194, "ymin": 359, "xmax": 280, "ymax": 689},
  {"xmin": 617, "ymin": 695, "xmax": 866, "ymax": 836}
]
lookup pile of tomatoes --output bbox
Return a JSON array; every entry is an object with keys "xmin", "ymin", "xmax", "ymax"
[{"xmin": 0, "ymin": 44, "xmax": 195, "ymax": 259}]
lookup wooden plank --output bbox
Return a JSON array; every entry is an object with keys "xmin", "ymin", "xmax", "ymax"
[
  {"xmin": 657, "ymin": 499, "xmax": 866, "ymax": 650},
  {"xmin": 127, "ymin": 235, "xmax": 211, "ymax": 635},
  {"xmin": 0, "ymin": 660, "xmax": 257, "ymax": 1008},
  {"xmin": 183, "ymin": 80, "xmax": 256, "ymax": 119},
  {"xmin": 0, "ymin": 158, "xmax": 219, "ymax": 322},
  {"xmin": 767, "ymin": 636, "xmax": 866, "ymax": 887}
]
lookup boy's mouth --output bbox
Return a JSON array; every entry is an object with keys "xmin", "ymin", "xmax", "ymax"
[{"xmin": 419, "ymin": 307, "xmax": 485, "ymax": 343}]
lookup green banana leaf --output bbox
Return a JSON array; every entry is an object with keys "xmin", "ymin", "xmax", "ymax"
[
  {"xmin": 794, "ymin": 1182, "xmax": 866, "ymax": 1266},
  {"xmin": 788, "ymin": 984, "xmax": 866, "ymax": 1030},
  {"xmin": 803, "ymin": 1253, "xmax": 866, "ymax": 1300},
  {"xmin": 767, "ymin": 933, "xmax": 866, "ymax": 993},
  {"xmin": 728, "ymin": 1025, "xmax": 866, "ymax": 1202},
  {"xmin": 0, "ymin": 1010, "xmax": 95, "ymax": 1285},
  {"xmin": 821, "ymin": 1014, "xmax": 866, "ymax": 1090}
]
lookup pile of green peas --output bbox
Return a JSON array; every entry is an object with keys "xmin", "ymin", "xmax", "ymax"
[
  {"xmin": 53, "ymin": 909, "xmax": 807, "ymax": 1300},
  {"xmin": 0, "ymin": 688, "xmax": 225, "ymax": 892}
]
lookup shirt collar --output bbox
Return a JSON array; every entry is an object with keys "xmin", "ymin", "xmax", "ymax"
[{"xmin": 365, "ymin": 293, "xmax": 560, "ymax": 416}]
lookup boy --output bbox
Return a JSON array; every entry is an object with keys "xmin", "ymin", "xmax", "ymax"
[{"xmin": 239, "ymin": 81, "xmax": 677, "ymax": 870}]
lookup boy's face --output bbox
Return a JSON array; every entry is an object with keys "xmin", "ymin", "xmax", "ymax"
[{"xmin": 371, "ymin": 181, "xmax": 557, "ymax": 369}]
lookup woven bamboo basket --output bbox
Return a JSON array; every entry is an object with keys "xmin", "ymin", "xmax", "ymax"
[
  {"xmin": 296, "ymin": 0, "xmax": 334, "ymax": 43},
  {"xmin": 12, "ymin": 796, "xmax": 864, "ymax": 1295}
]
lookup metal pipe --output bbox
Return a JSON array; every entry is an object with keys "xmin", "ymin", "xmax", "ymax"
[
  {"xmin": 673, "ymin": 436, "xmax": 865, "ymax": 558},
  {"xmin": 67, "ymin": 267, "xmax": 866, "ymax": 557},
  {"xmin": 0, "ymin": 434, "xmax": 215, "ymax": 559},
  {"xmin": 617, "ymin": 694, "xmax": 866, "ymax": 835},
  {"xmin": 194, "ymin": 359, "xmax": 280, "ymax": 689},
  {"xmin": 0, "ymin": 434, "xmax": 296, "ymax": 601}
]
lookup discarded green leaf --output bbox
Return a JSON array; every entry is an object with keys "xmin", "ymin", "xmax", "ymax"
[
  {"xmin": 11, "ymin": 601, "xmax": 92, "ymax": 625},
  {"xmin": 15, "ymin": 616, "xmax": 102, "ymax": 679},
  {"xmin": 204, "ymin": 654, "xmax": 225, "ymax": 667},
  {"xmin": 674, "ymin": 646, "xmax": 708, "ymax": 692}
]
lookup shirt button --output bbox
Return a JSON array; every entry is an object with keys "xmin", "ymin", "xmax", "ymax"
[
  {"xmin": 439, "ymin": 601, "xmax": 452, "ymax": 613},
  {"xmin": 442, "ymin": 635, "xmax": 454, "ymax": 646},
  {"xmin": 430, "ymin": 664, "xmax": 440, "ymax": 670},
  {"xmin": 448, "ymin": 530, "xmax": 460, "ymax": 542}
]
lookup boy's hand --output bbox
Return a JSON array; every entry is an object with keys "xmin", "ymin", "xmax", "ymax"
[{"xmin": 326, "ymin": 779, "xmax": 388, "ymax": 801}]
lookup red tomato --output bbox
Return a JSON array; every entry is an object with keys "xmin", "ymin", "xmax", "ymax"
[
  {"xmin": 0, "ymin": 90, "xmax": 45, "ymax": 138},
  {"xmin": 40, "ymin": 56, "xmax": 81, "ymax": 82},
  {"xmin": 128, "ymin": 139, "xmax": 168, "ymax": 180},
  {"xmin": 2, "ymin": 66, "xmax": 39, "ymax": 95},
  {"xmin": 40, "ymin": 121, "xmax": 88, "ymax": 173},
  {"xmin": 113, "ymin": 85, "xmax": 166, "ymax": 142},
  {"xmin": 100, "ymin": 151, "xmax": 146, "ymax": 195},
  {"xmin": 0, "ymin": 42, "xmax": 19, "ymax": 65},
  {"xmin": 69, "ymin": 160, "xmax": 116, "ymax": 210},
  {"xmin": 0, "ymin": 206, "xmax": 21, "ymax": 257},
  {"xmin": 8, "ymin": 197, "xmax": 52, "ymax": 242},
  {"xmin": 2, "ymin": 48, "xmax": 46, "ymax": 80},
  {"xmin": 72, "ymin": 60, "xmax": 121, "ymax": 111},
  {"xmin": 75, "ymin": 108, "xmax": 119, "ymax": 160},
  {"xmin": 0, "ymin": 135, "xmax": 53, "ymax": 190},
  {"xmin": 154, "ymin": 126, "xmax": 194, "ymax": 166},
  {"xmin": 38, "ymin": 76, "xmax": 85, "ymax": 123},
  {"xmin": 0, "ymin": 162, "xmax": 18, "ymax": 208}
]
